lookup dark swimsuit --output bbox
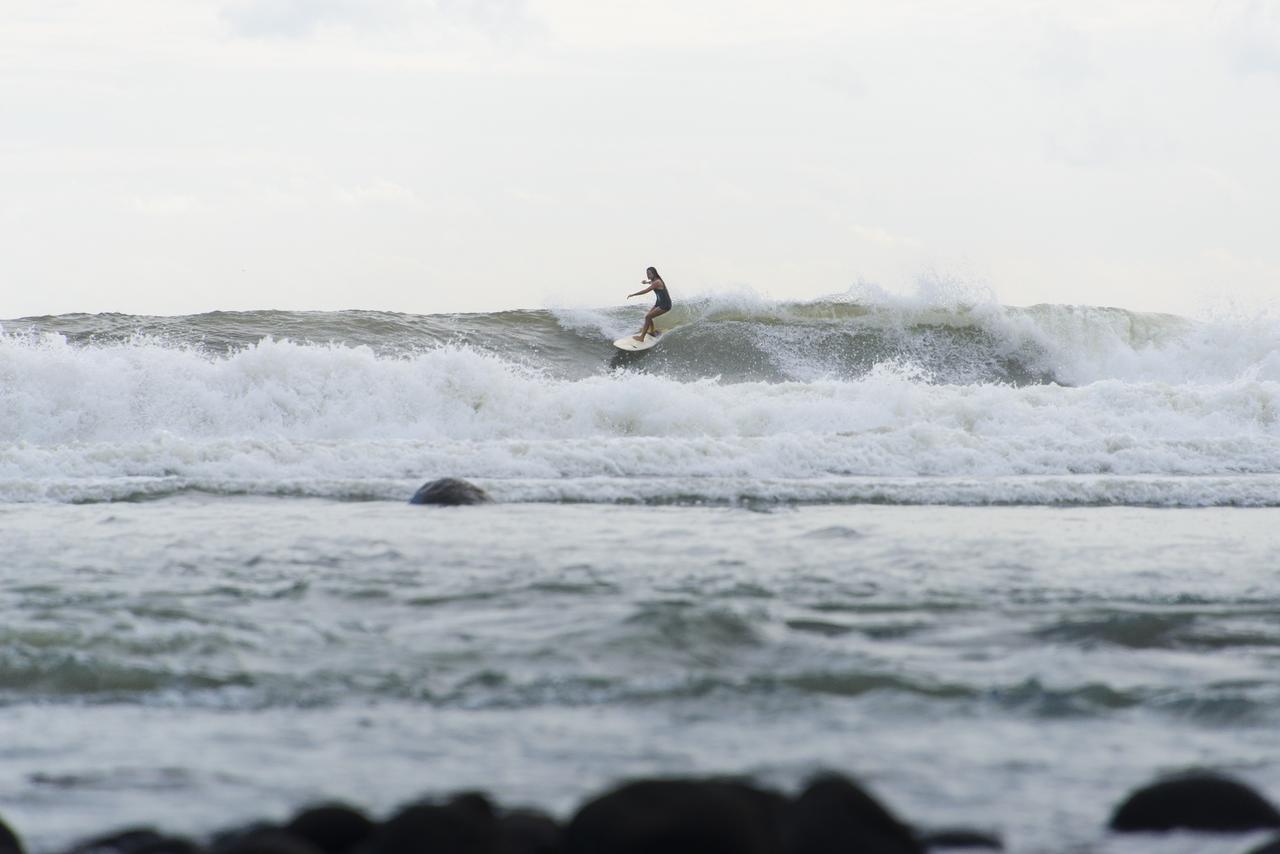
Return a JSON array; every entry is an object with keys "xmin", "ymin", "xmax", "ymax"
[{"xmin": 654, "ymin": 284, "xmax": 672, "ymax": 311}]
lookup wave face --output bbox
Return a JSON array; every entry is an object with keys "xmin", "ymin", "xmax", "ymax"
[{"xmin": 4, "ymin": 297, "xmax": 1280, "ymax": 505}]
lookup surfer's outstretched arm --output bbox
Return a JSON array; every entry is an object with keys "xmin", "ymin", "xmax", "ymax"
[{"xmin": 628, "ymin": 283, "xmax": 655, "ymax": 298}]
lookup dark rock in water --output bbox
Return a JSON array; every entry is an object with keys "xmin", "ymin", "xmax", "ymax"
[
  {"xmin": 917, "ymin": 828, "xmax": 1003, "ymax": 849},
  {"xmin": 1248, "ymin": 836, "xmax": 1280, "ymax": 854},
  {"xmin": 448, "ymin": 792, "xmax": 498, "ymax": 823},
  {"xmin": 215, "ymin": 830, "xmax": 323, "ymax": 854},
  {"xmin": 0, "ymin": 816, "xmax": 23, "ymax": 854},
  {"xmin": 63, "ymin": 828, "xmax": 196, "ymax": 854},
  {"xmin": 566, "ymin": 778, "xmax": 787, "ymax": 854},
  {"xmin": 785, "ymin": 774, "xmax": 923, "ymax": 854},
  {"xmin": 131, "ymin": 840, "xmax": 198, "ymax": 854},
  {"xmin": 364, "ymin": 798, "xmax": 497, "ymax": 854},
  {"xmin": 283, "ymin": 804, "xmax": 375, "ymax": 854},
  {"xmin": 1109, "ymin": 773, "xmax": 1280, "ymax": 833},
  {"xmin": 498, "ymin": 809, "xmax": 562, "ymax": 854},
  {"xmin": 65, "ymin": 828, "xmax": 162, "ymax": 854},
  {"xmin": 409, "ymin": 478, "xmax": 492, "ymax": 506},
  {"xmin": 210, "ymin": 822, "xmax": 280, "ymax": 851}
]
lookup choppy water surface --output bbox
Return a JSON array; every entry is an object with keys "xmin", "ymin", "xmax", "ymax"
[
  {"xmin": 3, "ymin": 500, "xmax": 1280, "ymax": 853},
  {"xmin": 3, "ymin": 299, "xmax": 1280, "ymax": 852}
]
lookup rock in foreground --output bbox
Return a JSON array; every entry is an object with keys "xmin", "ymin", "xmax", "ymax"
[{"xmin": 1109, "ymin": 773, "xmax": 1280, "ymax": 833}]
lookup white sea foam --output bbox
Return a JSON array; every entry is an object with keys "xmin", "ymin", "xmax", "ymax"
[{"xmin": 3, "ymin": 315, "xmax": 1280, "ymax": 504}]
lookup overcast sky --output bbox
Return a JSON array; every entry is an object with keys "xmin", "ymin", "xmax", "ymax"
[{"xmin": 3, "ymin": 0, "xmax": 1278, "ymax": 317}]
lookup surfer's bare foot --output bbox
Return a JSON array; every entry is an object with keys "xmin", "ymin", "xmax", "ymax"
[{"xmin": 633, "ymin": 334, "xmax": 646, "ymax": 342}]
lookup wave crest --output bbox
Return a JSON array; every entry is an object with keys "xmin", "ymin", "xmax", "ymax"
[{"xmin": 4, "ymin": 300, "xmax": 1280, "ymax": 505}]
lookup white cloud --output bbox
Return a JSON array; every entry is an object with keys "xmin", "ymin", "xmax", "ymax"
[
  {"xmin": 125, "ymin": 194, "xmax": 205, "ymax": 216},
  {"xmin": 220, "ymin": 0, "xmax": 399, "ymax": 38},
  {"xmin": 219, "ymin": 0, "xmax": 542, "ymax": 44},
  {"xmin": 1, "ymin": 0, "xmax": 1278, "ymax": 317},
  {"xmin": 335, "ymin": 180, "xmax": 427, "ymax": 209},
  {"xmin": 850, "ymin": 225, "xmax": 920, "ymax": 250},
  {"xmin": 1027, "ymin": 22, "xmax": 1096, "ymax": 86},
  {"xmin": 1222, "ymin": 0, "xmax": 1280, "ymax": 75}
]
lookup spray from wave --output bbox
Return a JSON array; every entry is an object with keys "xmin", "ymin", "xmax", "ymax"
[{"xmin": 2, "ymin": 295, "xmax": 1280, "ymax": 505}]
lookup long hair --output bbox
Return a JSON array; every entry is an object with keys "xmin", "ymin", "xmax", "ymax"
[{"xmin": 646, "ymin": 266, "xmax": 660, "ymax": 280}]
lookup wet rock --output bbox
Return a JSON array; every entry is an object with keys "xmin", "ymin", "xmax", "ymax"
[
  {"xmin": 63, "ymin": 828, "xmax": 197, "ymax": 854},
  {"xmin": 497, "ymin": 810, "xmax": 561, "ymax": 854},
  {"xmin": 214, "ymin": 830, "xmax": 323, "ymax": 854},
  {"xmin": 136, "ymin": 841, "xmax": 198, "ymax": 854},
  {"xmin": 0, "ymin": 816, "xmax": 23, "ymax": 854},
  {"xmin": 1109, "ymin": 773, "xmax": 1280, "ymax": 833},
  {"xmin": 1247, "ymin": 836, "xmax": 1280, "ymax": 854},
  {"xmin": 917, "ymin": 828, "xmax": 1003, "ymax": 849},
  {"xmin": 785, "ymin": 773, "xmax": 923, "ymax": 854},
  {"xmin": 65, "ymin": 828, "xmax": 162, "ymax": 854},
  {"xmin": 209, "ymin": 823, "xmax": 278, "ymax": 852},
  {"xmin": 409, "ymin": 478, "xmax": 492, "ymax": 506},
  {"xmin": 364, "ymin": 798, "xmax": 497, "ymax": 854},
  {"xmin": 283, "ymin": 804, "xmax": 375, "ymax": 854},
  {"xmin": 565, "ymin": 778, "xmax": 786, "ymax": 854},
  {"xmin": 449, "ymin": 793, "xmax": 498, "ymax": 823}
]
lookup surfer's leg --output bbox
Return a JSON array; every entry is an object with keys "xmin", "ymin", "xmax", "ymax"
[
  {"xmin": 635, "ymin": 308, "xmax": 659, "ymax": 341},
  {"xmin": 650, "ymin": 307, "xmax": 669, "ymax": 335}
]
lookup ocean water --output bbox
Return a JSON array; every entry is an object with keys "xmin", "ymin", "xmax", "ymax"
[{"xmin": 2, "ymin": 297, "xmax": 1280, "ymax": 853}]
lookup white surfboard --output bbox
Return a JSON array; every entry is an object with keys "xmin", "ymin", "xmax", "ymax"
[{"xmin": 612, "ymin": 333, "xmax": 662, "ymax": 352}]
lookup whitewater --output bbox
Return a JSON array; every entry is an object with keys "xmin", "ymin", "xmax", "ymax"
[
  {"xmin": 2, "ymin": 296, "xmax": 1280, "ymax": 506},
  {"xmin": 6, "ymin": 296, "xmax": 1280, "ymax": 853}
]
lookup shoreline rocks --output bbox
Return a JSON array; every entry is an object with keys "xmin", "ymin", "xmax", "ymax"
[
  {"xmin": 1110, "ymin": 773, "xmax": 1280, "ymax": 834},
  {"xmin": 9, "ymin": 769, "xmax": 1280, "ymax": 854}
]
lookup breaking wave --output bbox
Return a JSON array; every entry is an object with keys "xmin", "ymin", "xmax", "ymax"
[{"xmin": 3, "ymin": 296, "xmax": 1280, "ymax": 505}]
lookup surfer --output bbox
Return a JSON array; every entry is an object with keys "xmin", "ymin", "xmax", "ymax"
[{"xmin": 627, "ymin": 267, "xmax": 671, "ymax": 342}]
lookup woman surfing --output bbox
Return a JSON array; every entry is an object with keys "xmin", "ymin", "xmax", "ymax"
[{"xmin": 627, "ymin": 266, "xmax": 671, "ymax": 342}]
